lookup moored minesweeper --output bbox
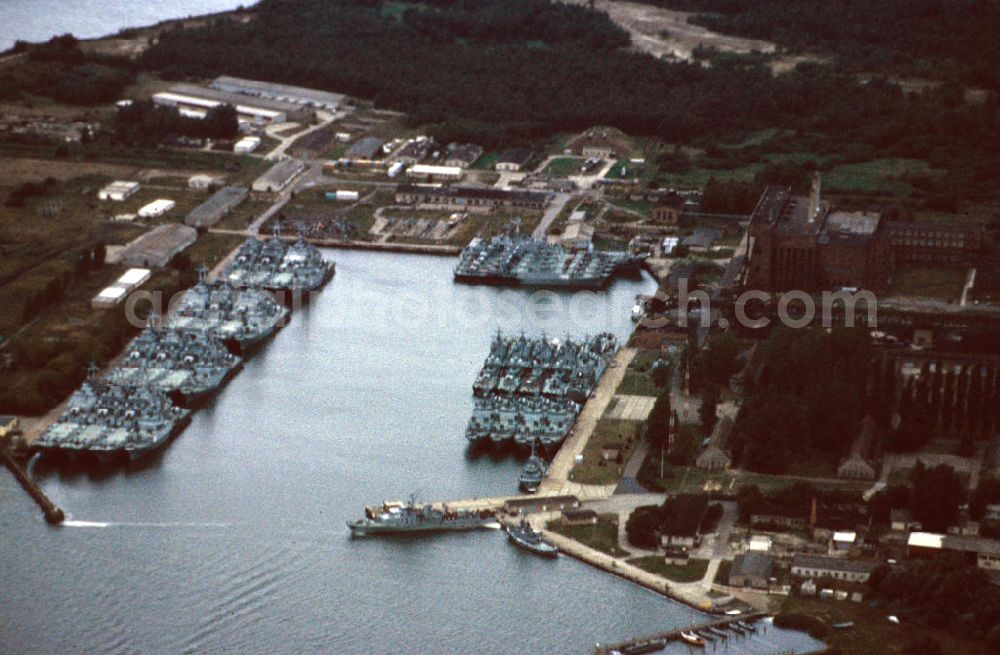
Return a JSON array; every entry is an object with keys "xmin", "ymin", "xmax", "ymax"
[
  {"xmin": 464, "ymin": 331, "xmax": 617, "ymax": 450},
  {"xmin": 104, "ymin": 326, "xmax": 242, "ymax": 406},
  {"xmin": 347, "ymin": 495, "xmax": 500, "ymax": 537},
  {"xmin": 454, "ymin": 226, "xmax": 644, "ymax": 289},
  {"xmin": 224, "ymin": 234, "xmax": 334, "ymax": 295},
  {"xmin": 33, "ymin": 379, "xmax": 191, "ymax": 465},
  {"xmin": 165, "ymin": 274, "xmax": 289, "ymax": 353}
]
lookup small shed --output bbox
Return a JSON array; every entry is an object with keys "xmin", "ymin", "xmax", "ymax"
[{"xmin": 561, "ymin": 508, "xmax": 599, "ymax": 526}]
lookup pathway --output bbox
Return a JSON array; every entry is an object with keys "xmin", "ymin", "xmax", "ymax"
[
  {"xmin": 531, "ymin": 192, "xmax": 571, "ymax": 239},
  {"xmin": 538, "ymin": 348, "xmax": 636, "ymax": 498}
]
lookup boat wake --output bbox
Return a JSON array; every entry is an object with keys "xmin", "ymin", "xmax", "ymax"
[{"xmin": 62, "ymin": 520, "xmax": 231, "ymax": 529}]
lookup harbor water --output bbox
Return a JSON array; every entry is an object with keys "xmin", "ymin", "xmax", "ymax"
[
  {"xmin": 0, "ymin": 0, "xmax": 245, "ymax": 51},
  {"xmin": 0, "ymin": 251, "xmax": 825, "ymax": 653}
]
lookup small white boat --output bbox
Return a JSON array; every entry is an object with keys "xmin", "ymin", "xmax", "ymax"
[{"xmin": 680, "ymin": 631, "xmax": 705, "ymax": 647}]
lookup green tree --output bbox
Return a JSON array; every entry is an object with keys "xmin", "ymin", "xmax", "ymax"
[{"xmin": 909, "ymin": 462, "xmax": 966, "ymax": 532}]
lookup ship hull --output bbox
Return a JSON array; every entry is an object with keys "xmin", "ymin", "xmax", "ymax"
[
  {"xmin": 506, "ymin": 530, "xmax": 558, "ymax": 557},
  {"xmin": 347, "ymin": 518, "xmax": 499, "ymax": 538}
]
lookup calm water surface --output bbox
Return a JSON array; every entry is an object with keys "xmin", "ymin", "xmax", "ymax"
[
  {"xmin": 0, "ymin": 0, "xmax": 245, "ymax": 50},
  {"xmin": 0, "ymin": 252, "xmax": 825, "ymax": 654}
]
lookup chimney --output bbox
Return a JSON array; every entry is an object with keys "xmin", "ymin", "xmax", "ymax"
[
  {"xmin": 808, "ymin": 172, "xmax": 821, "ymax": 222},
  {"xmin": 810, "ymin": 496, "xmax": 818, "ymax": 528}
]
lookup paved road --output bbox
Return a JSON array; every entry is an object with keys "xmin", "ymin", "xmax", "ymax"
[
  {"xmin": 531, "ymin": 192, "xmax": 571, "ymax": 239},
  {"xmin": 615, "ymin": 435, "xmax": 651, "ymax": 495}
]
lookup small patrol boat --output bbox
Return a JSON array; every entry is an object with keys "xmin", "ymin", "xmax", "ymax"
[{"xmin": 505, "ymin": 520, "xmax": 558, "ymax": 558}]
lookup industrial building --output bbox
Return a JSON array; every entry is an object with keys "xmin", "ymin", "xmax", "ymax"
[
  {"xmin": 153, "ymin": 83, "xmax": 316, "ymax": 125},
  {"xmin": 495, "ymin": 148, "xmax": 533, "ymax": 172},
  {"xmin": 729, "ymin": 552, "xmax": 775, "ymax": 589},
  {"xmin": 138, "ymin": 199, "xmax": 176, "ymax": 218},
  {"xmin": 185, "ymin": 186, "xmax": 248, "ymax": 229},
  {"xmin": 252, "ymin": 159, "xmax": 306, "ymax": 193},
  {"xmin": 445, "ymin": 143, "xmax": 484, "ymax": 168},
  {"xmin": 118, "ymin": 224, "xmax": 197, "ymax": 268},
  {"xmin": 91, "ymin": 267, "xmax": 152, "ymax": 309},
  {"xmin": 344, "ymin": 136, "xmax": 385, "ymax": 160},
  {"xmin": 407, "ymin": 164, "xmax": 463, "ymax": 181},
  {"xmin": 98, "ymin": 180, "xmax": 140, "ymax": 201},
  {"xmin": 744, "ymin": 176, "xmax": 894, "ymax": 293},
  {"xmin": 210, "ymin": 76, "xmax": 345, "ymax": 112},
  {"xmin": 791, "ymin": 554, "xmax": 878, "ymax": 583},
  {"xmin": 395, "ymin": 184, "xmax": 549, "ymax": 212}
]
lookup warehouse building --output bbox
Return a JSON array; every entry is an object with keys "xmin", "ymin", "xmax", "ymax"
[
  {"xmin": 185, "ymin": 186, "xmax": 248, "ymax": 229},
  {"xmin": 210, "ymin": 76, "xmax": 345, "ymax": 112},
  {"xmin": 153, "ymin": 83, "xmax": 316, "ymax": 125},
  {"xmin": 729, "ymin": 552, "xmax": 775, "ymax": 589},
  {"xmin": 791, "ymin": 554, "xmax": 878, "ymax": 583},
  {"xmin": 118, "ymin": 224, "xmax": 197, "ymax": 268},
  {"xmin": 495, "ymin": 148, "xmax": 534, "ymax": 172},
  {"xmin": 407, "ymin": 164, "xmax": 463, "ymax": 181},
  {"xmin": 344, "ymin": 136, "xmax": 385, "ymax": 160},
  {"xmin": 252, "ymin": 159, "xmax": 306, "ymax": 193},
  {"xmin": 98, "ymin": 180, "xmax": 140, "ymax": 201},
  {"xmin": 395, "ymin": 184, "xmax": 549, "ymax": 212}
]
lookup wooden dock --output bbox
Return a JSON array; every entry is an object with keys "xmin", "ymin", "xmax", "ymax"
[
  {"xmin": 594, "ymin": 613, "xmax": 769, "ymax": 654},
  {"xmin": 2, "ymin": 453, "xmax": 64, "ymax": 524}
]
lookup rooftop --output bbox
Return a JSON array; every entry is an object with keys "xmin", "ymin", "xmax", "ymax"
[
  {"xmin": 732, "ymin": 551, "xmax": 774, "ymax": 578},
  {"xmin": 791, "ymin": 554, "xmax": 878, "ymax": 574}
]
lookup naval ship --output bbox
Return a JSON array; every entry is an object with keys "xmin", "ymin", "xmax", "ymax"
[
  {"xmin": 165, "ymin": 276, "xmax": 289, "ymax": 352},
  {"xmin": 34, "ymin": 380, "xmax": 191, "ymax": 464},
  {"xmin": 347, "ymin": 495, "xmax": 500, "ymax": 537},
  {"xmin": 518, "ymin": 440, "xmax": 549, "ymax": 492},
  {"xmin": 106, "ymin": 327, "xmax": 243, "ymax": 405},
  {"xmin": 465, "ymin": 332, "xmax": 618, "ymax": 450},
  {"xmin": 454, "ymin": 229, "xmax": 644, "ymax": 289},
  {"xmin": 224, "ymin": 235, "xmax": 334, "ymax": 294},
  {"xmin": 505, "ymin": 520, "xmax": 558, "ymax": 557}
]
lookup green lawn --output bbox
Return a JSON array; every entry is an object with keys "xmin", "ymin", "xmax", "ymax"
[
  {"xmin": 543, "ymin": 157, "xmax": 584, "ymax": 177},
  {"xmin": 780, "ymin": 596, "xmax": 993, "ymax": 655},
  {"xmin": 570, "ymin": 419, "xmax": 642, "ymax": 485},
  {"xmin": 628, "ymin": 556, "xmax": 709, "ymax": 583},
  {"xmin": 547, "ymin": 513, "xmax": 628, "ymax": 557},
  {"xmin": 472, "ymin": 152, "xmax": 501, "ymax": 170},
  {"xmin": 824, "ymin": 158, "xmax": 936, "ymax": 194},
  {"xmin": 637, "ymin": 460, "xmax": 871, "ymax": 496},
  {"xmin": 617, "ymin": 371, "xmax": 661, "ymax": 396},
  {"xmin": 890, "ymin": 263, "xmax": 968, "ymax": 301}
]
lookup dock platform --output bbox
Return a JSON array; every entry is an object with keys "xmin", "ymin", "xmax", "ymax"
[
  {"xmin": 2, "ymin": 453, "xmax": 64, "ymax": 524},
  {"xmin": 594, "ymin": 613, "xmax": 768, "ymax": 654}
]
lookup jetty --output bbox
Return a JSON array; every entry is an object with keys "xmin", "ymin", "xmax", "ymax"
[
  {"xmin": 593, "ymin": 613, "xmax": 768, "ymax": 655},
  {"xmin": 2, "ymin": 452, "xmax": 64, "ymax": 524}
]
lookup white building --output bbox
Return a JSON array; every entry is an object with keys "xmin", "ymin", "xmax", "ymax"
[
  {"xmin": 188, "ymin": 175, "xmax": 217, "ymax": 190},
  {"xmin": 234, "ymin": 136, "xmax": 261, "ymax": 154},
  {"xmin": 138, "ymin": 199, "xmax": 176, "ymax": 218},
  {"xmin": 91, "ymin": 267, "xmax": 151, "ymax": 309},
  {"xmin": 98, "ymin": 180, "xmax": 140, "ymax": 201},
  {"xmin": 152, "ymin": 91, "xmax": 286, "ymax": 125},
  {"xmin": 407, "ymin": 164, "xmax": 463, "ymax": 181}
]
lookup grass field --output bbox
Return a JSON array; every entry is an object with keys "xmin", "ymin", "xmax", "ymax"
[
  {"xmin": 780, "ymin": 596, "xmax": 993, "ymax": 655},
  {"xmin": 543, "ymin": 157, "xmax": 584, "ymax": 177},
  {"xmin": 889, "ymin": 263, "xmax": 968, "ymax": 301},
  {"xmin": 570, "ymin": 418, "xmax": 643, "ymax": 485},
  {"xmin": 637, "ymin": 460, "xmax": 871, "ymax": 496},
  {"xmin": 617, "ymin": 371, "xmax": 661, "ymax": 396},
  {"xmin": 547, "ymin": 513, "xmax": 628, "ymax": 557},
  {"xmin": 472, "ymin": 152, "xmax": 501, "ymax": 170},
  {"xmin": 824, "ymin": 158, "xmax": 937, "ymax": 194},
  {"xmin": 628, "ymin": 556, "xmax": 710, "ymax": 583}
]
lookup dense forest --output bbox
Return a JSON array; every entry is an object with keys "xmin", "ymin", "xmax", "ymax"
[
  {"xmin": 645, "ymin": 0, "xmax": 1000, "ymax": 88},
  {"xmin": 732, "ymin": 327, "xmax": 871, "ymax": 473}
]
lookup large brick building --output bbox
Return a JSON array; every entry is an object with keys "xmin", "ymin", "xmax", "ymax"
[{"xmin": 745, "ymin": 177, "xmax": 894, "ymax": 293}]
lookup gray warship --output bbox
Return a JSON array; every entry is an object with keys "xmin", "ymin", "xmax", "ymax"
[
  {"xmin": 518, "ymin": 440, "xmax": 549, "ymax": 492},
  {"xmin": 454, "ymin": 228, "xmax": 644, "ymax": 289},
  {"xmin": 224, "ymin": 234, "xmax": 334, "ymax": 294},
  {"xmin": 165, "ymin": 275, "xmax": 289, "ymax": 352},
  {"xmin": 505, "ymin": 520, "xmax": 558, "ymax": 557},
  {"xmin": 465, "ymin": 332, "xmax": 618, "ymax": 449},
  {"xmin": 347, "ymin": 495, "xmax": 500, "ymax": 537},
  {"xmin": 34, "ymin": 379, "xmax": 191, "ymax": 464},
  {"xmin": 105, "ymin": 326, "xmax": 243, "ymax": 405}
]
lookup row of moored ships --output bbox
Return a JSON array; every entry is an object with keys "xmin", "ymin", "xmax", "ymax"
[
  {"xmin": 453, "ymin": 230, "xmax": 644, "ymax": 289},
  {"xmin": 34, "ymin": 236, "xmax": 333, "ymax": 465},
  {"xmin": 466, "ymin": 331, "xmax": 617, "ymax": 451}
]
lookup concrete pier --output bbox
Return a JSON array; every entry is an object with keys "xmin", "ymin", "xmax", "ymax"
[{"xmin": 2, "ymin": 453, "xmax": 64, "ymax": 524}]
